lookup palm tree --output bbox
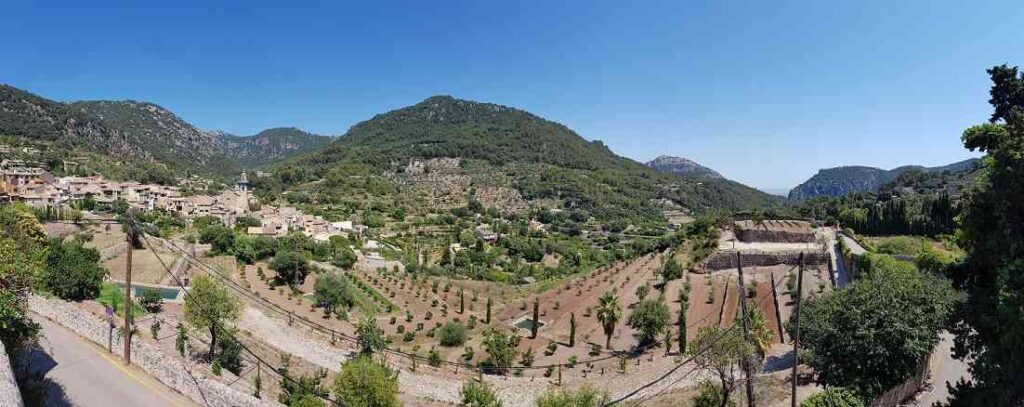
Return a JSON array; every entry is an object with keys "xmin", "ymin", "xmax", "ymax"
[
  {"xmin": 745, "ymin": 307, "xmax": 774, "ymax": 360},
  {"xmin": 595, "ymin": 291, "xmax": 623, "ymax": 350}
]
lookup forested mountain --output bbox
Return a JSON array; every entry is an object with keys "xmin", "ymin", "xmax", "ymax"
[
  {"xmin": 645, "ymin": 155, "xmax": 723, "ymax": 178},
  {"xmin": 214, "ymin": 127, "xmax": 332, "ymax": 168},
  {"xmin": 0, "ymin": 85, "xmax": 140, "ymax": 157},
  {"xmin": 266, "ymin": 95, "xmax": 782, "ymax": 226},
  {"xmin": 71, "ymin": 100, "xmax": 240, "ymax": 177},
  {"xmin": 0, "ymin": 84, "xmax": 332, "ymax": 180},
  {"xmin": 789, "ymin": 158, "xmax": 982, "ymax": 200}
]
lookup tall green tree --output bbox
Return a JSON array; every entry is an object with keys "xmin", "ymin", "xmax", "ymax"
[
  {"xmin": 947, "ymin": 64, "xmax": 1024, "ymax": 404},
  {"xmin": 627, "ymin": 297, "xmax": 670, "ymax": 346},
  {"xmin": 481, "ymin": 329, "xmax": 516, "ymax": 374},
  {"xmin": 42, "ymin": 238, "xmax": 107, "ymax": 301},
  {"xmin": 356, "ymin": 318, "xmax": 386, "ymax": 356},
  {"xmin": 313, "ymin": 274, "xmax": 354, "ymax": 315},
  {"xmin": 183, "ymin": 275, "xmax": 242, "ymax": 359},
  {"xmin": 793, "ymin": 253, "xmax": 957, "ymax": 399},
  {"xmin": 272, "ymin": 250, "xmax": 310, "ymax": 287}
]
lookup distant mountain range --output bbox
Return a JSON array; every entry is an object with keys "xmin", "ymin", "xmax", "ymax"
[
  {"xmin": 213, "ymin": 127, "xmax": 332, "ymax": 168},
  {"xmin": 0, "ymin": 84, "xmax": 330, "ymax": 178},
  {"xmin": 0, "ymin": 83, "xmax": 784, "ymax": 220},
  {"xmin": 645, "ymin": 155, "xmax": 723, "ymax": 179},
  {"xmin": 788, "ymin": 158, "xmax": 983, "ymax": 200}
]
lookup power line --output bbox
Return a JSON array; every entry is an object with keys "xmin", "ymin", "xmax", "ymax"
[
  {"xmin": 136, "ymin": 229, "xmax": 348, "ymax": 407},
  {"xmin": 603, "ymin": 264, "xmax": 795, "ymax": 406},
  {"xmin": 158, "ymin": 235, "xmax": 677, "ymax": 371}
]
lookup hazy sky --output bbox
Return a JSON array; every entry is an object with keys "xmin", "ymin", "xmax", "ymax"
[{"xmin": 3, "ymin": 0, "xmax": 1018, "ymax": 190}]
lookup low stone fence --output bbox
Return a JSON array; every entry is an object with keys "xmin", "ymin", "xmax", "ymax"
[
  {"xmin": 872, "ymin": 356, "xmax": 930, "ymax": 407},
  {"xmin": 27, "ymin": 295, "xmax": 278, "ymax": 407},
  {"xmin": 0, "ymin": 341, "xmax": 23, "ymax": 407},
  {"xmin": 702, "ymin": 251, "xmax": 829, "ymax": 271},
  {"xmin": 99, "ymin": 242, "xmax": 128, "ymax": 260}
]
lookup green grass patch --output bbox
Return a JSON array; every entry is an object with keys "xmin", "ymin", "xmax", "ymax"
[{"xmin": 97, "ymin": 282, "xmax": 147, "ymax": 318}]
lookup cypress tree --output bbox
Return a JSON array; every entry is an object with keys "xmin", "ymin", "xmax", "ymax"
[
  {"xmin": 485, "ymin": 297, "xmax": 492, "ymax": 324},
  {"xmin": 569, "ymin": 313, "xmax": 576, "ymax": 347},
  {"xmin": 531, "ymin": 297, "xmax": 540, "ymax": 339},
  {"xmin": 678, "ymin": 302, "xmax": 687, "ymax": 352}
]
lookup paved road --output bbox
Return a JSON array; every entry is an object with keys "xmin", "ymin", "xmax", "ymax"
[
  {"xmin": 912, "ymin": 332, "xmax": 971, "ymax": 406},
  {"xmin": 26, "ymin": 314, "xmax": 196, "ymax": 407},
  {"xmin": 839, "ymin": 234, "xmax": 867, "ymax": 255}
]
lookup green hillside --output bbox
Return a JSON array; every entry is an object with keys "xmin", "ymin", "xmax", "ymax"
[{"xmin": 266, "ymin": 95, "xmax": 782, "ymax": 226}]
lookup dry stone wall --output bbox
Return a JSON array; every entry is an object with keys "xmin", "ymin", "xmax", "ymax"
[
  {"xmin": 27, "ymin": 295, "xmax": 278, "ymax": 407},
  {"xmin": 702, "ymin": 251, "xmax": 829, "ymax": 271}
]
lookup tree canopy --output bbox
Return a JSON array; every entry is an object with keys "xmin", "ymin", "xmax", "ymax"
[
  {"xmin": 792, "ymin": 253, "xmax": 958, "ymax": 399},
  {"xmin": 42, "ymin": 238, "xmax": 107, "ymax": 301},
  {"xmin": 184, "ymin": 275, "xmax": 242, "ymax": 358},
  {"xmin": 947, "ymin": 64, "xmax": 1024, "ymax": 404}
]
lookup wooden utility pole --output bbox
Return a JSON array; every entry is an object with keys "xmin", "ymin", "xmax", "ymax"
[
  {"xmin": 123, "ymin": 213, "xmax": 135, "ymax": 365},
  {"xmin": 791, "ymin": 253, "xmax": 805, "ymax": 407},
  {"xmin": 736, "ymin": 252, "xmax": 755, "ymax": 407}
]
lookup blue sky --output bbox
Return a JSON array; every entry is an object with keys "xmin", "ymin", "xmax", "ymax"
[{"xmin": 3, "ymin": 1, "xmax": 1019, "ymax": 190}]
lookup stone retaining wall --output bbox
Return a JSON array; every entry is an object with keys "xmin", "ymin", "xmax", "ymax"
[
  {"xmin": 0, "ymin": 341, "xmax": 23, "ymax": 407},
  {"xmin": 99, "ymin": 242, "xmax": 128, "ymax": 260},
  {"xmin": 703, "ymin": 251, "xmax": 829, "ymax": 271},
  {"xmin": 735, "ymin": 229, "xmax": 816, "ymax": 243},
  {"xmin": 27, "ymin": 295, "xmax": 278, "ymax": 407}
]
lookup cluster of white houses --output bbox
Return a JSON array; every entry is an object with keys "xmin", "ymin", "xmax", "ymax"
[{"xmin": 1, "ymin": 162, "xmax": 361, "ymax": 242}]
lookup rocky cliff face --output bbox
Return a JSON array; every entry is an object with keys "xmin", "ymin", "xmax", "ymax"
[
  {"xmin": 72, "ymin": 100, "xmax": 238, "ymax": 175},
  {"xmin": 0, "ymin": 85, "xmax": 142, "ymax": 157},
  {"xmin": 645, "ymin": 155, "xmax": 723, "ymax": 178},
  {"xmin": 788, "ymin": 166, "xmax": 892, "ymax": 200}
]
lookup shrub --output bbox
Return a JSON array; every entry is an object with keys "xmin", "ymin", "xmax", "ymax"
[
  {"xmin": 536, "ymin": 384, "xmax": 607, "ymax": 407},
  {"xmin": 396, "ymin": 325, "xmax": 405, "ymax": 334},
  {"xmin": 460, "ymin": 379, "xmax": 502, "ymax": 407},
  {"xmin": 800, "ymin": 388, "xmax": 865, "ymax": 407},
  {"xmin": 520, "ymin": 347, "xmax": 534, "ymax": 366},
  {"xmin": 428, "ymin": 348, "xmax": 442, "ymax": 367},
  {"xmin": 137, "ymin": 289, "xmax": 164, "ymax": 313},
  {"xmin": 334, "ymin": 356, "xmax": 399, "ymax": 407},
  {"xmin": 403, "ymin": 331, "xmax": 415, "ymax": 342},
  {"xmin": 692, "ymin": 381, "xmax": 735, "ymax": 407},
  {"xmin": 406, "ymin": 310, "xmax": 413, "ymax": 322},
  {"xmin": 438, "ymin": 322, "xmax": 468, "ymax": 347}
]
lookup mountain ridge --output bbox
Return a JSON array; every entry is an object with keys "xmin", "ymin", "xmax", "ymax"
[
  {"xmin": 270, "ymin": 95, "xmax": 782, "ymax": 224},
  {"xmin": 788, "ymin": 158, "xmax": 982, "ymax": 200},
  {"xmin": 645, "ymin": 155, "xmax": 723, "ymax": 178},
  {"xmin": 0, "ymin": 84, "xmax": 332, "ymax": 178}
]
